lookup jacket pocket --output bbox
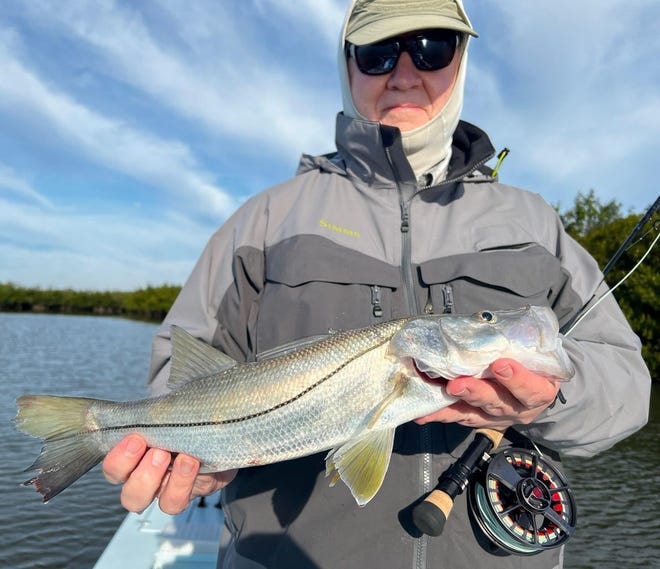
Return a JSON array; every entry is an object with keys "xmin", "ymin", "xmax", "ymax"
[
  {"xmin": 419, "ymin": 243, "xmax": 565, "ymax": 315},
  {"xmin": 257, "ymin": 238, "xmax": 400, "ymax": 354}
]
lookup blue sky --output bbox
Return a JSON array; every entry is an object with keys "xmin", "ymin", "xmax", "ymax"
[{"xmin": 1, "ymin": 0, "xmax": 658, "ymax": 291}]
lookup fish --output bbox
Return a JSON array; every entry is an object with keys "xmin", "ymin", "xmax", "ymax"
[{"xmin": 15, "ymin": 305, "xmax": 574, "ymax": 505}]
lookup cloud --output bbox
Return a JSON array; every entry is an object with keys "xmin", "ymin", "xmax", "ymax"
[
  {"xmin": 465, "ymin": 0, "xmax": 660, "ymax": 208},
  {"xmin": 0, "ymin": 43, "xmax": 237, "ymax": 220},
  {"xmin": 19, "ymin": 0, "xmax": 339, "ymax": 160},
  {"xmin": 254, "ymin": 0, "xmax": 346, "ymax": 46},
  {"xmin": 0, "ymin": 164, "xmax": 53, "ymax": 208},
  {"xmin": 0, "ymin": 197, "xmax": 212, "ymax": 290}
]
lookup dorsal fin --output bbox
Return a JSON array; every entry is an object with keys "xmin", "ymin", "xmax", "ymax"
[
  {"xmin": 256, "ymin": 334, "xmax": 331, "ymax": 361},
  {"xmin": 168, "ymin": 325, "xmax": 237, "ymax": 388}
]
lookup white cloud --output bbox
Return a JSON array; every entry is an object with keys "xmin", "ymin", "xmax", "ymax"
[
  {"xmin": 20, "ymin": 0, "xmax": 339, "ymax": 160},
  {"xmin": 254, "ymin": 0, "xmax": 346, "ymax": 46},
  {"xmin": 0, "ymin": 241, "xmax": 194, "ymax": 290},
  {"xmin": 0, "ymin": 45, "xmax": 237, "ymax": 220},
  {"xmin": 465, "ymin": 0, "xmax": 660, "ymax": 208},
  {"xmin": 0, "ymin": 164, "xmax": 53, "ymax": 208},
  {"xmin": 0, "ymin": 197, "xmax": 212, "ymax": 290}
]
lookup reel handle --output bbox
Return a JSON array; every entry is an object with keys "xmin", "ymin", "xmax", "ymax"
[{"xmin": 412, "ymin": 428, "xmax": 504, "ymax": 537}]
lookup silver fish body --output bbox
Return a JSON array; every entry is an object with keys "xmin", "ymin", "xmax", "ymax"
[{"xmin": 15, "ymin": 305, "xmax": 574, "ymax": 504}]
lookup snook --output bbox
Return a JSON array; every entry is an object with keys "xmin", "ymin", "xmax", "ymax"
[{"xmin": 15, "ymin": 306, "xmax": 574, "ymax": 505}]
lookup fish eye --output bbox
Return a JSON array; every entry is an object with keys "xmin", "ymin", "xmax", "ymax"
[{"xmin": 478, "ymin": 310, "xmax": 497, "ymax": 323}]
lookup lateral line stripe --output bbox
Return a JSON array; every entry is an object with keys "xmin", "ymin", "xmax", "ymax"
[{"xmin": 95, "ymin": 335, "xmax": 392, "ymax": 434}]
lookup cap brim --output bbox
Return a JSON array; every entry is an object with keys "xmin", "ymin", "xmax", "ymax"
[{"xmin": 346, "ymin": 15, "xmax": 478, "ymax": 45}]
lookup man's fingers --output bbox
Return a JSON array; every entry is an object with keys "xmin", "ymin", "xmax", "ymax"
[
  {"xmin": 158, "ymin": 455, "xmax": 201, "ymax": 515},
  {"xmin": 119, "ymin": 448, "xmax": 171, "ymax": 513},
  {"xmin": 415, "ymin": 359, "xmax": 561, "ymax": 430},
  {"xmin": 103, "ymin": 435, "xmax": 237, "ymax": 515},
  {"xmin": 489, "ymin": 359, "xmax": 559, "ymax": 409},
  {"xmin": 415, "ymin": 400, "xmax": 511, "ymax": 429},
  {"xmin": 444, "ymin": 375, "xmax": 515, "ymax": 414},
  {"xmin": 102, "ymin": 434, "xmax": 147, "ymax": 485}
]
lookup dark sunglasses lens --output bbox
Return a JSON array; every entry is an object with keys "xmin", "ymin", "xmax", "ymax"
[
  {"xmin": 411, "ymin": 32, "xmax": 458, "ymax": 71},
  {"xmin": 354, "ymin": 42, "xmax": 399, "ymax": 75},
  {"xmin": 351, "ymin": 31, "xmax": 459, "ymax": 75}
]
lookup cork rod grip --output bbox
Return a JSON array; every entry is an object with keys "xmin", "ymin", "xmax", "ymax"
[{"xmin": 411, "ymin": 428, "xmax": 504, "ymax": 537}]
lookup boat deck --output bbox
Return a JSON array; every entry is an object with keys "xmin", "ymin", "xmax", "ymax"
[{"xmin": 93, "ymin": 496, "xmax": 224, "ymax": 569}]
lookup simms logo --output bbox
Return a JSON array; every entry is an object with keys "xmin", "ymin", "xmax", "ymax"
[{"xmin": 319, "ymin": 219, "xmax": 361, "ymax": 238}]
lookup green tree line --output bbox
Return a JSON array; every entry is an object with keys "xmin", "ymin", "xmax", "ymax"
[
  {"xmin": 0, "ymin": 283, "xmax": 181, "ymax": 322},
  {"xmin": 0, "ymin": 191, "xmax": 656, "ymax": 377}
]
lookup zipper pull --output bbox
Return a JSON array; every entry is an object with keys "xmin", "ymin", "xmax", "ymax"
[
  {"xmin": 442, "ymin": 285, "xmax": 454, "ymax": 314},
  {"xmin": 371, "ymin": 285, "xmax": 383, "ymax": 317},
  {"xmin": 491, "ymin": 147, "xmax": 510, "ymax": 179},
  {"xmin": 401, "ymin": 207, "xmax": 410, "ymax": 233}
]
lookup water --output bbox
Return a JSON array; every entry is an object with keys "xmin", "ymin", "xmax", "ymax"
[
  {"xmin": 0, "ymin": 313, "xmax": 657, "ymax": 568},
  {"xmin": 562, "ymin": 385, "xmax": 660, "ymax": 569},
  {"xmin": 0, "ymin": 313, "xmax": 157, "ymax": 569}
]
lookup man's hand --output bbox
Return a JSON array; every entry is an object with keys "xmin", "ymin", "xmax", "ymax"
[
  {"xmin": 415, "ymin": 358, "xmax": 560, "ymax": 430},
  {"xmin": 102, "ymin": 434, "xmax": 237, "ymax": 515}
]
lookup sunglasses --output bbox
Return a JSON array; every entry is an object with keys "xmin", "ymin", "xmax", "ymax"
[{"xmin": 347, "ymin": 29, "xmax": 461, "ymax": 76}]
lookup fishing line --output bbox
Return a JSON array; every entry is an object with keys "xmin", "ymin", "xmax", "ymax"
[
  {"xmin": 564, "ymin": 228, "xmax": 660, "ymax": 337},
  {"xmin": 561, "ymin": 196, "xmax": 659, "ymax": 337}
]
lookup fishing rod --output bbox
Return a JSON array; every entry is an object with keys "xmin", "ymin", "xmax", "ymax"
[
  {"xmin": 561, "ymin": 193, "xmax": 660, "ymax": 337},
  {"xmin": 601, "ymin": 194, "xmax": 660, "ymax": 277},
  {"xmin": 412, "ymin": 194, "xmax": 659, "ymax": 554}
]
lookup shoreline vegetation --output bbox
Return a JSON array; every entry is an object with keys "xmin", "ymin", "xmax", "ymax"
[{"xmin": 0, "ymin": 283, "xmax": 180, "ymax": 323}]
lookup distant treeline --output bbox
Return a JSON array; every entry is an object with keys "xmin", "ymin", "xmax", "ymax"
[{"xmin": 0, "ymin": 283, "xmax": 181, "ymax": 322}]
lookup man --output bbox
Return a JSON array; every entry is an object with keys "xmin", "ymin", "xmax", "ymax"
[{"xmin": 103, "ymin": 1, "xmax": 651, "ymax": 567}]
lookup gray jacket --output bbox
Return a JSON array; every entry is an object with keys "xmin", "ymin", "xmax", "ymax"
[{"xmin": 148, "ymin": 115, "xmax": 651, "ymax": 569}]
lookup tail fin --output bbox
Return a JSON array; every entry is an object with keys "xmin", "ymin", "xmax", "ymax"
[{"xmin": 15, "ymin": 395, "xmax": 106, "ymax": 502}]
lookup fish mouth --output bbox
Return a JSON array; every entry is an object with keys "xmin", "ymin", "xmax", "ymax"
[{"xmin": 412, "ymin": 360, "xmax": 448, "ymax": 386}]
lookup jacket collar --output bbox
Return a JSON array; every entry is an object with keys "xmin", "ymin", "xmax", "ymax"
[{"xmin": 298, "ymin": 113, "xmax": 496, "ymax": 188}]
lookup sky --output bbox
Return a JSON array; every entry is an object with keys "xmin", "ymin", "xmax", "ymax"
[{"xmin": 1, "ymin": 0, "xmax": 658, "ymax": 291}]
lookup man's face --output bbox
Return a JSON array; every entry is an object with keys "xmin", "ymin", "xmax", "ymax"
[{"xmin": 348, "ymin": 39, "xmax": 461, "ymax": 132}]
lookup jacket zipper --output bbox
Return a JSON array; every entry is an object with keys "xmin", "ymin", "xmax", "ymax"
[
  {"xmin": 419, "ymin": 150, "xmax": 496, "ymax": 191},
  {"xmin": 385, "ymin": 143, "xmax": 495, "ymax": 569},
  {"xmin": 415, "ymin": 427, "xmax": 433, "ymax": 569},
  {"xmin": 384, "ymin": 145, "xmax": 418, "ymax": 316},
  {"xmin": 384, "ymin": 145, "xmax": 430, "ymax": 569},
  {"xmin": 399, "ymin": 202, "xmax": 418, "ymax": 316}
]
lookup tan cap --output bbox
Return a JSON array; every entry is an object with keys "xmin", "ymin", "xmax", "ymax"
[{"xmin": 346, "ymin": 0, "xmax": 478, "ymax": 45}]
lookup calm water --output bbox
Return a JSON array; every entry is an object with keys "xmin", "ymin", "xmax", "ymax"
[
  {"xmin": 0, "ymin": 313, "xmax": 657, "ymax": 568},
  {"xmin": 0, "ymin": 313, "xmax": 157, "ymax": 569}
]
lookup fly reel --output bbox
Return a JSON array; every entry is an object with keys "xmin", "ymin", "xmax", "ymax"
[{"xmin": 468, "ymin": 447, "xmax": 577, "ymax": 555}]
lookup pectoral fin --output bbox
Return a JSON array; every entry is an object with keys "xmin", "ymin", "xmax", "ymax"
[
  {"xmin": 325, "ymin": 428, "xmax": 395, "ymax": 507},
  {"xmin": 367, "ymin": 373, "xmax": 407, "ymax": 429}
]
